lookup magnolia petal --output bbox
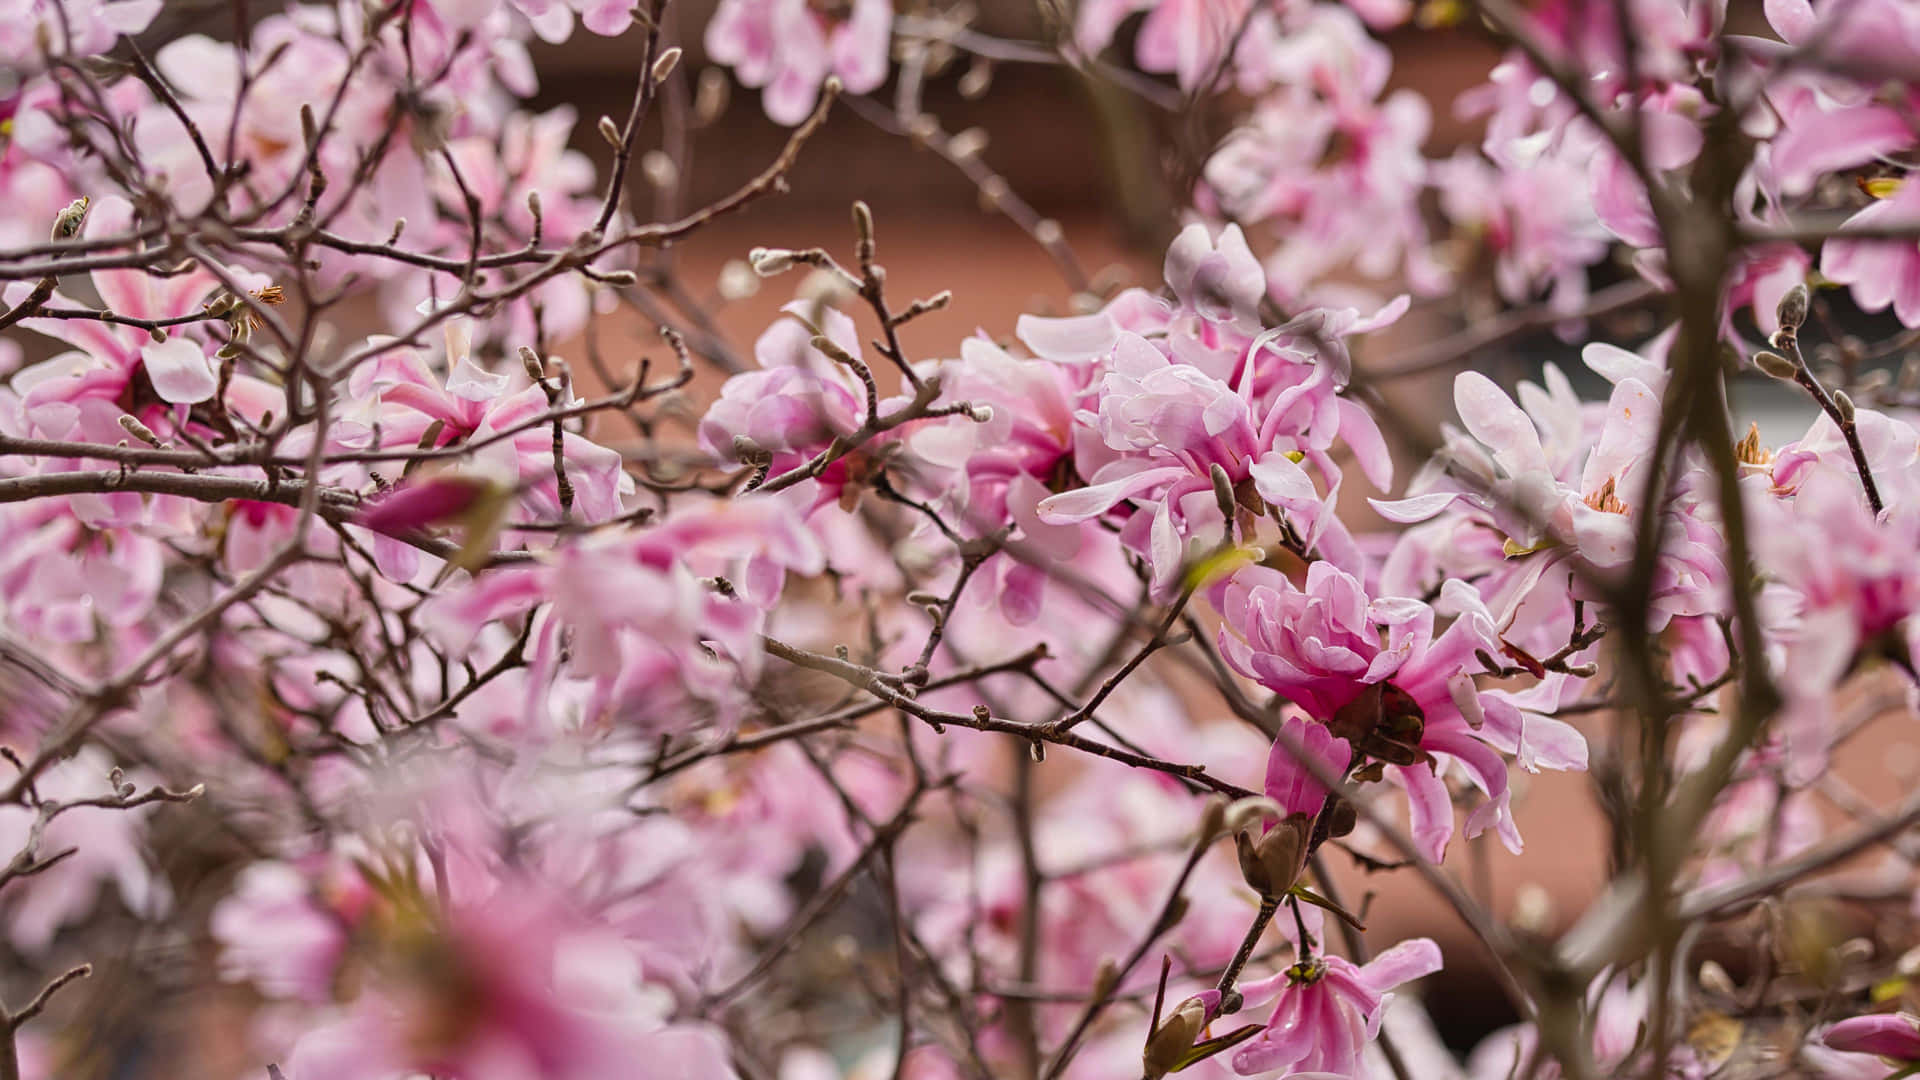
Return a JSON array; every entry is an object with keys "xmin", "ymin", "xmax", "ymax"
[
  {"xmin": 1369, "ymin": 491, "xmax": 1461, "ymax": 524},
  {"xmin": 141, "ymin": 337, "xmax": 218, "ymax": 404}
]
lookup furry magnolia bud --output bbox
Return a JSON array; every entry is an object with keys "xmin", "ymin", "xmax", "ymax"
[
  {"xmin": 651, "ymin": 46, "xmax": 682, "ymax": 84},
  {"xmin": 50, "ymin": 196, "xmax": 89, "ymax": 241},
  {"xmin": 851, "ymin": 200, "xmax": 875, "ymax": 247},
  {"xmin": 1834, "ymin": 389, "xmax": 1856, "ymax": 423},
  {"xmin": 1754, "ymin": 350, "xmax": 1799, "ymax": 380},
  {"xmin": 1777, "ymin": 282, "xmax": 1810, "ymax": 333},
  {"xmin": 694, "ymin": 67, "xmax": 730, "ymax": 125},
  {"xmin": 749, "ymin": 247, "xmax": 795, "ymax": 276},
  {"xmin": 118, "ymin": 414, "xmax": 163, "ymax": 447},
  {"xmin": 1210, "ymin": 462, "xmax": 1236, "ymax": 522}
]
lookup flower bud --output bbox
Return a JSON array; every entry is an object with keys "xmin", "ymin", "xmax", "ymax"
[
  {"xmin": 958, "ymin": 59, "xmax": 992, "ymax": 99},
  {"xmin": 851, "ymin": 200, "xmax": 875, "ymax": 247},
  {"xmin": 749, "ymin": 247, "xmax": 795, "ymax": 276},
  {"xmin": 1753, "ymin": 350, "xmax": 1798, "ymax": 380},
  {"xmin": 1777, "ymin": 283, "xmax": 1809, "ymax": 333},
  {"xmin": 947, "ymin": 126, "xmax": 988, "ymax": 161},
  {"xmin": 1210, "ymin": 462, "xmax": 1237, "ymax": 522},
  {"xmin": 1221, "ymin": 796, "xmax": 1282, "ymax": 835},
  {"xmin": 651, "ymin": 46, "xmax": 682, "ymax": 84},
  {"xmin": 1698, "ymin": 959, "xmax": 1736, "ymax": 996},
  {"xmin": 642, "ymin": 149, "xmax": 677, "ymax": 189},
  {"xmin": 1089, "ymin": 957, "xmax": 1118, "ymax": 1002},
  {"xmin": 977, "ymin": 174, "xmax": 1010, "ymax": 213},
  {"xmin": 1143, "ymin": 992, "xmax": 1222, "ymax": 1080},
  {"xmin": 1834, "ymin": 389, "xmax": 1855, "ymax": 423},
  {"xmin": 597, "ymin": 114, "xmax": 622, "ymax": 147},
  {"xmin": 717, "ymin": 259, "xmax": 759, "ymax": 300},
  {"xmin": 355, "ymin": 474, "xmax": 496, "ymax": 535},
  {"xmin": 1234, "ymin": 819, "xmax": 1308, "ymax": 899},
  {"xmin": 49, "ymin": 196, "xmax": 89, "ymax": 241},
  {"xmin": 118, "ymin": 414, "xmax": 163, "ymax": 447},
  {"xmin": 809, "ymin": 335, "xmax": 859, "ymax": 368},
  {"xmin": 694, "ymin": 67, "xmax": 730, "ymax": 125},
  {"xmin": 1823, "ymin": 1013, "xmax": 1920, "ymax": 1063},
  {"xmin": 1324, "ymin": 797, "xmax": 1356, "ymax": 838},
  {"xmin": 1196, "ymin": 797, "xmax": 1227, "ymax": 844},
  {"xmin": 730, "ymin": 434, "xmax": 767, "ymax": 462},
  {"xmin": 520, "ymin": 346, "xmax": 545, "ymax": 382}
]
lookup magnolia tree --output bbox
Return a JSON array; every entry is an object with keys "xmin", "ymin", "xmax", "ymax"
[{"xmin": 2, "ymin": 0, "xmax": 1920, "ymax": 1077}]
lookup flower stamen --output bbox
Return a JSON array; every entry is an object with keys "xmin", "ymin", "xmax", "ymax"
[{"xmin": 1583, "ymin": 476, "xmax": 1628, "ymax": 515}]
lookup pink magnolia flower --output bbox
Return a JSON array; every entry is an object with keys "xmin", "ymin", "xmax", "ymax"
[
  {"xmin": 699, "ymin": 301, "xmax": 927, "ymax": 513},
  {"xmin": 1035, "ymin": 331, "xmax": 1357, "ymax": 595},
  {"xmin": 0, "ymin": 81, "xmax": 82, "ymax": 252},
  {"xmin": 705, "ymin": 0, "xmax": 891, "ymax": 125},
  {"xmin": 282, "ymin": 885, "xmax": 739, "ymax": 1080},
  {"xmin": 1030, "ymin": 227, "xmax": 1402, "ymax": 593},
  {"xmin": 426, "ymin": 500, "xmax": 821, "ymax": 736},
  {"xmin": 1763, "ymin": 0, "xmax": 1920, "ymax": 73},
  {"xmin": 1374, "ymin": 359, "xmax": 1730, "ymax": 683},
  {"xmin": 1467, "ymin": 969, "xmax": 1691, "ymax": 1079},
  {"xmin": 1824, "ymin": 1015, "xmax": 1920, "ymax": 1063},
  {"xmin": 1075, "ymin": 0, "xmax": 1273, "ymax": 92},
  {"xmin": 0, "ymin": 495, "xmax": 165, "ymax": 641},
  {"xmin": 1687, "ymin": 736, "xmax": 1822, "ymax": 888},
  {"xmin": 210, "ymin": 860, "xmax": 360, "ymax": 1004},
  {"xmin": 1237, "ymin": 716, "xmax": 1351, "ymax": 896},
  {"xmin": 355, "ymin": 474, "xmax": 499, "ymax": 536},
  {"xmin": 1229, "ymin": 938, "xmax": 1443, "ymax": 1077},
  {"xmin": 909, "ymin": 334, "xmax": 1099, "ymax": 624},
  {"xmin": 1745, "ymin": 2, "xmax": 1920, "ymax": 200},
  {"xmin": 1218, "ymin": 561, "xmax": 1588, "ymax": 859},
  {"xmin": 1373, "ymin": 368, "xmax": 1661, "ymax": 572},
  {"xmin": 411, "ymin": 105, "xmax": 609, "ymax": 343},
  {"xmin": 1266, "ymin": 716, "xmax": 1351, "ymax": 817},
  {"xmin": 1433, "ymin": 146, "xmax": 1611, "ymax": 319},
  {"xmin": 1756, "ymin": 456, "xmax": 1920, "ymax": 698},
  {"xmin": 8, "ymin": 197, "xmax": 276, "ymax": 427},
  {"xmin": 1195, "ymin": 7, "xmax": 1442, "ymax": 304},
  {"xmin": 1723, "ymin": 242, "xmax": 1811, "ymax": 341},
  {"xmin": 1768, "ymin": 406, "xmax": 1920, "ymax": 506},
  {"xmin": 1822, "ymin": 178, "xmax": 1920, "ymax": 328},
  {"xmin": 1207, "ymin": 86, "xmax": 1442, "ymax": 307},
  {"xmin": 0, "ymin": 0, "xmax": 159, "ymax": 68},
  {"xmin": 347, "ymin": 317, "xmax": 630, "ymax": 527},
  {"xmin": 1165, "ymin": 220, "xmax": 1268, "ymax": 333}
]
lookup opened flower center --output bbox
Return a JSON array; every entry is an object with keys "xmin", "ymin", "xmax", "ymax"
[{"xmin": 1583, "ymin": 476, "xmax": 1628, "ymax": 515}]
